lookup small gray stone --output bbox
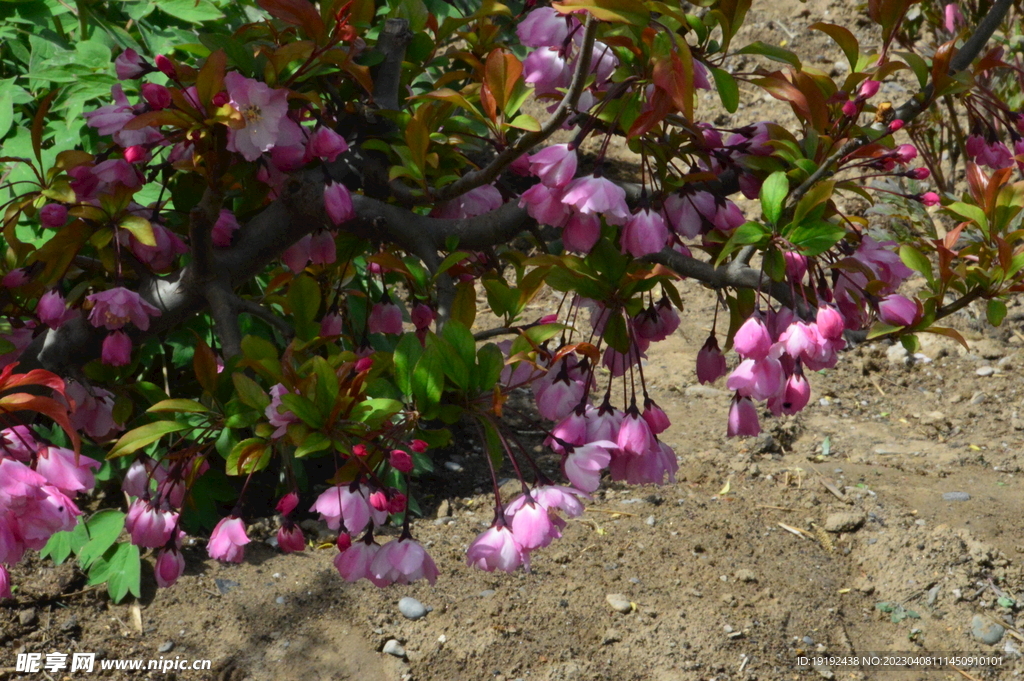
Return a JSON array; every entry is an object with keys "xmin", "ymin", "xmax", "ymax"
[
  {"xmin": 158, "ymin": 641, "xmax": 175, "ymax": 654},
  {"xmin": 976, "ymin": 366, "xmax": 995, "ymax": 377},
  {"xmin": 19, "ymin": 609, "xmax": 37, "ymax": 626},
  {"xmin": 479, "ymin": 589, "xmax": 496, "ymax": 598},
  {"xmin": 919, "ymin": 411, "xmax": 947, "ymax": 426},
  {"xmin": 943, "ymin": 492, "xmax": 971, "ymax": 502},
  {"xmin": 398, "ymin": 597, "xmax": 427, "ymax": 621},
  {"xmin": 215, "ymin": 578, "xmax": 241, "ymax": 595},
  {"xmin": 605, "ymin": 594, "xmax": 633, "ymax": 614},
  {"xmin": 60, "ymin": 615, "xmax": 79, "ymax": 632},
  {"xmin": 443, "ymin": 461, "xmax": 464, "ymax": 472},
  {"xmin": 275, "ymin": 596, "xmax": 286, "ymax": 605},
  {"xmin": 971, "ymin": 614, "xmax": 1005, "ymax": 645},
  {"xmin": 886, "ymin": 344, "xmax": 910, "ymax": 364},
  {"xmin": 645, "ymin": 515, "xmax": 656, "ymax": 527},
  {"xmin": 823, "ymin": 512, "xmax": 865, "ymax": 533},
  {"xmin": 926, "ymin": 585, "xmax": 940, "ymax": 607},
  {"xmin": 382, "ymin": 639, "xmax": 406, "ymax": 658},
  {"xmin": 970, "ymin": 391, "xmax": 988, "ymax": 405}
]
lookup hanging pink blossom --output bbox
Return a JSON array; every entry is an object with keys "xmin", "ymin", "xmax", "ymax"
[
  {"xmin": 101, "ymin": 331, "xmax": 133, "ymax": 366},
  {"xmin": 224, "ymin": 72, "xmax": 290, "ymax": 161},
  {"xmin": 528, "ymin": 144, "xmax": 578, "ymax": 188},
  {"xmin": 207, "ymin": 516, "xmax": 250, "ymax": 563},
  {"xmin": 155, "ymin": 548, "xmax": 186, "ymax": 588},
  {"xmin": 466, "ymin": 523, "xmax": 524, "ymax": 572},
  {"xmin": 370, "ymin": 538, "xmax": 438, "ymax": 585},
  {"xmin": 561, "ymin": 175, "xmax": 630, "ymax": 224},
  {"xmin": 87, "ymin": 287, "xmax": 161, "ymax": 331},
  {"xmin": 212, "ymin": 209, "xmax": 240, "ymax": 247}
]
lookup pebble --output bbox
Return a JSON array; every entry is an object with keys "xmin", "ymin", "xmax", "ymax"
[
  {"xmin": 158, "ymin": 641, "xmax": 175, "ymax": 654},
  {"xmin": 926, "ymin": 585, "xmax": 940, "ymax": 607},
  {"xmin": 970, "ymin": 391, "xmax": 988, "ymax": 405},
  {"xmin": 19, "ymin": 609, "xmax": 37, "ymax": 627},
  {"xmin": 976, "ymin": 366, "xmax": 995, "ymax": 377},
  {"xmin": 275, "ymin": 596, "xmax": 286, "ymax": 605},
  {"xmin": 605, "ymin": 594, "xmax": 633, "ymax": 614},
  {"xmin": 479, "ymin": 590, "xmax": 496, "ymax": 598},
  {"xmin": 971, "ymin": 615, "xmax": 1005, "ymax": 645},
  {"xmin": 382, "ymin": 639, "xmax": 406, "ymax": 658},
  {"xmin": 436, "ymin": 500, "xmax": 451, "ymax": 518},
  {"xmin": 444, "ymin": 461, "xmax": 464, "ymax": 472},
  {"xmin": 60, "ymin": 615, "xmax": 79, "ymax": 632},
  {"xmin": 683, "ymin": 384, "xmax": 725, "ymax": 398},
  {"xmin": 942, "ymin": 492, "xmax": 971, "ymax": 502},
  {"xmin": 645, "ymin": 515, "xmax": 656, "ymax": 527},
  {"xmin": 823, "ymin": 512, "xmax": 866, "ymax": 533},
  {"xmin": 398, "ymin": 597, "xmax": 427, "ymax": 621},
  {"xmin": 215, "ymin": 579, "xmax": 241, "ymax": 595}
]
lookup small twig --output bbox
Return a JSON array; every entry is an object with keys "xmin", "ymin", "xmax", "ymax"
[
  {"xmin": 235, "ymin": 297, "xmax": 294, "ymax": 338},
  {"xmin": 951, "ymin": 666, "xmax": 983, "ymax": 681},
  {"xmin": 756, "ymin": 504, "xmax": 796, "ymax": 511},
  {"xmin": 585, "ymin": 507, "xmax": 639, "ymax": 517}
]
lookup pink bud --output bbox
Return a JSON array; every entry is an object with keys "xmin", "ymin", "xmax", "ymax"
[
  {"xmin": 141, "ymin": 83, "xmax": 172, "ymax": 110},
  {"xmin": 889, "ymin": 119, "xmax": 904, "ymax": 132},
  {"xmin": 354, "ymin": 357, "xmax": 374, "ymax": 373},
  {"xmin": 877, "ymin": 294, "xmax": 918, "ymax": 326},
  {"xmin": 155, "ymin": 55, "xmax": 176, "ymax": 78},
  {"xmin": 917, "ymin": 191, "xmax": 940, "ymax": 207},
  {"xmin": 841, "ymin": 100, "xmax": 858, "ymax": 117},
  {"xmin": 155, "ymin": 548, "xmax": 186, "ymax": 588},
  {"xmin": 389, "ymin": 450, "xmax": 413, "ymax": 473},
  {"xmin": 101, "ymin": 331, "xmax": 133, "ymax": 366},
  {"xmin": 352, "ymin": 444, "xmax": 368, "ymax": 457},
  {"xmin": 411, "ymin": 304, "xmax": 434, "ymax": 331},
  {"xmin": 907, "ymin": 167, "xmax": 930, "ymax": 180},
  {"xmin": 37, "ymin": 290, "xmax": 68, "ymax": 329},
  {"xmin": 641, "ymin": 398, "xmax": 671, "ymax": 434},
  {"xmin": 368, "ymin": 490, "xmax": 388, "ymax": 512},
  {"xmin": 115, "ymin": 48, "xmax": 148, "ymax": 80},
  {"xmin": 816, "ymin": 306, "xmax": 845, "ymax": 340},
  {"xmin": 324, "ymin": 181, "xmax": 354, "ymax": 225},
  {"xmin": 368, "ymin": 301, "xmax": 403, "ymax": 335},
  {"xmin": 277, "ymin": 525, "xmax": 306, "ymax": 553},
  {"xmin": 410, "ymin": 439, "xmax": 428, "ymax": 453},
  {"xmin": 858, "ymin": 80, "xmax": 880, "ymax": 100},
  {"xmin": 39, "ymin": 204, "xmax": 68, "ymax": 229},
  {"xmin": 124, "ymin": 146, "xmax": 148, "ymax": 164},
  {"xmin": 727, "ymin": 396, "xmax": 760, "ymax": 437},
  {"xmin": 894, "ymin": 144, "xmax": 918, "ymax": 164},
  {"xmin": 387, "ymin": 493, "xmax": 406, "ymax": 514},
  {"xmin": 337, "ymin": 532, "xmax": 352, "ymax": 552},
  {"xmin": 783, "ymin": 251, "xmax": 807, "ymax": 282},
  {"xmin": 696, "ymin": 334, "xmax": 728, "ymax": 384},
  {"xmin": 780, "ymin": 372, "xmax": 811, "ymax": 415},
  {"xmin": 276, "ymin": 492, "xmax": 299, "ymax": 516},
  {"xmin": 307, "ymin": 127, "xmax": 349, "ymax": 162}
]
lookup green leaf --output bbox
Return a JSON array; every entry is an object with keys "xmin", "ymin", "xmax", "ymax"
[
  {"xmin": 736, "ymin": 41, "xmax": 801, "ymax": 68},
  {"xmin": 809, "ymin": 23, "xmax": 858, "ymax": 71},
  {"xmin": 120, "ymin": 215, "xmax": 156, "ymax": 247},
  {"xmin": 108, "ymin": 420, "xmax": 190, "ymax": 458},
  {"xmin": 760, "ymin": 171, "xmax": 789, "ymax": 225},
  {"xmin": 900, "ymin": 334, "xmax": 919, "ymax": 353},
  {"xmin": 295, "ymin": 431, "xmax": 331, "ymax": 458},
  {"xmin": 551, "ymin": 0, "xmax": 650, "ymax": 25},
  {"xmin": 899, "ymin": 244, "xmax": 933, "ymax": 282},
  {"xmin": 602, "ymin": 313, "xmax": 630, "ymax": 353},
  {"xmin": 393, "ymin": 332, "xmax": 423, "ymax": 397},
  {"xmin": 159, "ymin": 0, "xmax": 224, "ymax": 22},
  {"xmin": 77, "ymin": 510, "xmax": 126, "ymax": 570},
  {"xmin": 280, "ymin": 393, "xmax": 324, "ymax": 429},
  {"xmin": 147, "ymin": 398, "xmax": 209, "ymax": 414},
  {"xmin": 40, "ymin": 521, "xmax": 89, "ymax": 565},
  {"xmin": 715, "ymin": 221, "xmax": 769, "ymax": 265},
  {"xmin": 987, "ymin": 299, "xmax": 1007, "ymax": 327},
  {"xmin": 508, "ymin": 114, "xmax": 541, "ymax": 131},
  {"xmin": 0, "ymin": 89, "xmax": 12, "ymax": 139},
  {"xmin": 509, "ymin": 323, "xmax": 566, "ymax": 356},
  {"xmin": 945, "ymin": 201, "xmax": 988, "ymax": 232},
  {"xmin": 288, "ymin": 275, "xmax": 320, "ymax": 340},
  {"xmin": 788, "ymin": 219, "xmax": 846, "ymax": 256},
  {"xmin": 412, "ymin": 345, "xmax": 444, "ymax": 415},
  {"xmin": 88, "ymin": 542, "xmax": 141, "ymax": 603},
  {"xmin": 441, "ymin": 320, "xmax": 476, "ymax": 371},
  {"xmin": 232, "ymin": 372, "xmax": 270, "ymax": 411},
  {"xmin": 475, "ymin": 343, "xmax": 505, "ymax": 394},
  {"xmin": 709, "ymin": 66, "xmax": 738, "ymax": 113},
  {"xmin": 226, "ymin": 438, "xmax": 271, "ymax": 475},
  {"xmin": 350, "ymin": 398, "xmax": 404, "ymax": 428}
]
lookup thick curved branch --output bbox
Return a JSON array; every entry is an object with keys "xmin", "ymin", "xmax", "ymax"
[
  {"xmin": 433, "ymin": 16, "xmax": 599, "ymax": 203},
  {"xmin": 205, "ymin": 280, "xmax": 241, "ymax": 359},
  {"xmin": 235, "ymin": 297, "xmax": 294, "ymax": 338}
]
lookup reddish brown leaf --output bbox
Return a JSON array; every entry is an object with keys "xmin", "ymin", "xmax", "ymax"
[
  {"xmin": 0, "ymin": 393, "xmax": 80, "ymax": 455},
  {"xmin": 196, "ymin": 50, "xmax": 227, "ymax": 109},
  {"xmin": 483, "ymin": 49, "xmax": 522, "ymax": 116},
  {"xmin": 257, "ymin": 0, "xmax": 326, "ymax": 42}
]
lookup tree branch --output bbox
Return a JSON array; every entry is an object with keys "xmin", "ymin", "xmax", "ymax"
[
  {"xmin": 433, "ymin": 16, "xmax": 599, "ymax": 203},
  {"xmin": 235, "ymin": 297, "xmax": 294, "ymax": 338},
  {"xmin": 372, "ymin": 19, "xmax": 412, "ymax": 113},
  {"xmin": 187, "ymin": 188, "xmax": 223, "ymax": 282},
  {"xmin": 204, "ymin": 280, "xmax": 242, "ymax": 359}
]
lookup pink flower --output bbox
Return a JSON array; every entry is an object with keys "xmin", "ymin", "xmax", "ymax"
[
  {"xmin": 101, "ymin": 331, "xmax": 133, "ymax": 366},
  {"xmin": 282, "ymin": 234, "xmax": 312, "ymax": 272},
  {"xmin": 389, "ymin": 449, "xmax": 413, "ymax": 473},
  {"xmin": 120, "ymin": 222, "xmax": 188, "ymax": 271},
  {"xmin": 779, "ymin": 322, "xmax": 821, "ymax": 361},
  {"xmin": 84, "ymin": 85, "xmax": 135, "ymax": 137},
  {"xmin": 535, "ymin": 374, "xmax": 584, "ymax": 421},
  {"xmin": 155, "ymin": 548, "xmax": 185, "ymax": 588},
  {"xmin": 878, "ymin": 294, "xmax": 918, "ymax": 326},
  {"xmin": 917, "ymin": 191, "xmax": 941, "ymax": 207},
  {"xmin": 370, "ymin": 538, "xmax": 438, "ymax": 585},
  {"xmin": 37, "ymin": 290, "xmax": 71, "ymax": 329},
  {"xmin": 87, "ymin": 287, "xmax": 161, "ymax": 331},
  {"xmin": 733, "ymin": 315, "xmax": 772, "ymax": 360},
  {"xmin": 1, "ymin": 426, "xmax": 39, "ymax": 462},
  {"xmin": 528, "ymin": 144, "xmax": 578, "ymax": 188},
  {"xmin": 212, "ymin": 210, "xmax": 240, "ymax": 247},
  {"xmin": 509, "ymin": 497, "xmax": 556, "ymax": 550},
  {"xmin": 65, "ymin": 382, "xmax": 120, "ymax": 439},
  {"xmin": 519, "ymin": 183, "xmax": 570, "ymax": 226},
  {"xmin": 584, "ymin": 402, "xmax": 623, "ymax": 442},
  {"xmin": 784, "ymin": 252, "xmax": 807, "ymax": 282},
  {"xmin": 311, "ymin": 484, "xmax": 372, "ymax": 535},
  {"xmin": 306, "ymin": 127, "xmax": 349, "ymax": 162},
  {"xmin": 621, "ymin": 209, "xmax": 669, "ymax": 257},
  {"xmin": 945, "ymin": 3, "xmax": 964, "ymax": 31},
  {"xmin": 0, "ymin": 564, "xmax": 11, "ymax": 598},
  {"xmin": 608, "ymin": 440, "xmax": 678, "ymax": 485},
  {"xmin": 125, "ymin": 498, "xmax": 177, "ymax": 548},
  {"xmin": 779, "ymin": 371, "xmax": 811, "ymax": 415},
  {"xmin": 277, "ymin": 525, "xmax": 305, "ymax": 553},
  {"xmin": 309, "ymin": 231, "xmax": 336, "ymax": 265},
  {"xmin": 265, "ymin": 384, "xmax": 300, "ymax": 439},
  {"xmin": 207, "ymin": 516, "xmax": 250, "ymax": 563},
  {"xmin": 320, "ymin": 312, "xmax": 343, "ymax": 337},
  {"xmin": 617, "ymin": 409, "xmax": 655, "ymax": 456},
  {"xmin": 122, "ymin": 457, "xmax": 154, "ymax": 498},
  {"xmin": 368, "ymin": 301, "xmax": 403, "ymax": 334},
  {"xmin": 894, "ymin": 144, "xmax": 918, "ymax": 164},
  {"xmin": 858, "ymin": 80, "xmax": 880, "ymax": 99},
  {"xmin": 387, "ymin": 493, "xmax": 406, "ymax": 514},
  {"xmin": 115, "ymin": 48, "xmax": 148, "ymax": 80},
  {"xmin": 816, "ymin": 306, "xmax": 845, "ymax": 340},
  {"xmin": 224, "ymin": 72, "xmax": 290, "ymax": 161},
  {"xmin": 563, "ymin": 212, "xmax": 600, "ymax": 253},
  {"xmin": 547, "ymin": 409, "xmax": 588, "ymax": 454},
  {"xmin": 141, "ymin": 83, "xmax": 171, "ymax": 110},
  {"xmin": 411, "ymin": 304, "xmax": 434, "ymax": 331},
  {"xmin": 516, "ymin": 7, "xmax": 572, "ymax": 47},
  {"xmin": 2, "ymin": 269, "xmax": 28, "ymax": 289},
  {"xmin": 696, "ymin": 334, "xmax": 727, "ymax": 384},
  {"xmin": 523, "ymin": 47, "xmax": 569, "ymax": 95},
  {"xmin": 324, "ymin": 181, "xmax": 354, "ymax": 225},
  {"xmin": 561, "ymin": 175, "xmax": 629, "ymax": 224},
  {"xmin": 727, "ymin": 396, "xmax": 760, "ymax": 437},
  {"xmin": 39, "ymin": 204, "xmax": 68, "ymax": 229},
  {"xmin": 727, "ymin": 357, "xmax": 785, "ymax": 401},
  {"xmin": 563, "ymin": 440, "xmax": 615, "ymax": 492},
  {"xmin": 467, "ymin": 523, "xmax": 524, "ymax": 572},
  {"xmin": 35, "ymin": 446, "xmax": 100, "ymax": 494},
  {"xmin": 334, "ymin": 537, "xmax": 387, "ymax": 585}
]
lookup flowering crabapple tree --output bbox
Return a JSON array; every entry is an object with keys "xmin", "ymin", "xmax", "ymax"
[{"xmin": 1, "ymin": 0, "xmax": 1022, "ymax": 599}]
